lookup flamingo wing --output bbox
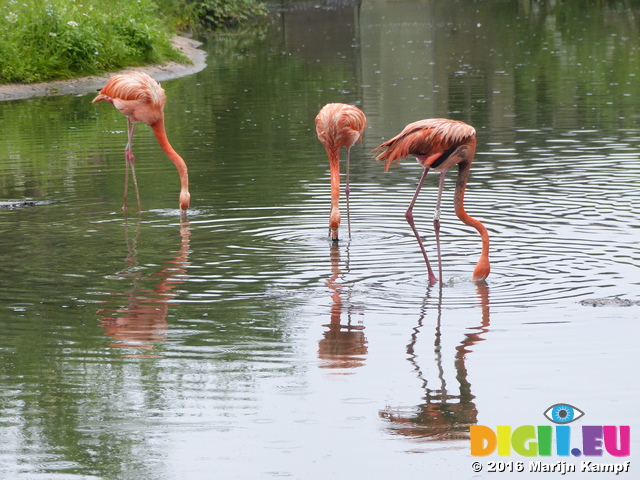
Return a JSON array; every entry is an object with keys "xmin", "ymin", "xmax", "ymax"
[
  {"xmin": 93, "ymin": 72, "xmax": 165, "ymax": 125},
  {"xmin": 375, "ymin": 119, "xmax": 475, "ymax": 170}
]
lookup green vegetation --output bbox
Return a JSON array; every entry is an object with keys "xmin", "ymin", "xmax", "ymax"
[
  {"xmin": 156, "ymin": 0, "xmax": 268, "ymax": 32},
  {"xmin": 0, "ymin": 0, "xmax": 268, "ymax": 85}
]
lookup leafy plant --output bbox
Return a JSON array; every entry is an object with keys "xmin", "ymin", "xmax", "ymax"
[
  {"xmin": 0, "ymin": 0, "xmax": 187, "ymax": 84},
  {"xmin": 0, "ymin": 0, "xmax": 269, "ymax": 85},
  {"xmin": 190, "ymin": 0, "xmax": 268, "ymax": 30}
]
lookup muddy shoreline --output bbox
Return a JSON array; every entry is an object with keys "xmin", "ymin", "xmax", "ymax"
[{"xmin": 0, "ymin": 36, "xmax": 207, "ymax": 102}]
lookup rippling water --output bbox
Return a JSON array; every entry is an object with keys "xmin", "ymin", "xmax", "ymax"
[{"xmin": 1, "ymin": 1, "xmax": 639, "ymax": 478}]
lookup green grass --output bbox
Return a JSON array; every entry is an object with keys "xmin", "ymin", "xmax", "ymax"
[{"xmin": 0, "ymin": 0, "xmax": 188, "ymax": 84}]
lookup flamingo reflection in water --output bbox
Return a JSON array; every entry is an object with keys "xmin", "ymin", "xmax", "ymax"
[
  {"xmin": 380, "ymin": 283, "xmax": 490, "ymax": 441},
  {"xmin": 318, "ymin": 243, "xmax": 368, "ymax": 370},
  {"xmin": 97, "ymin": 219, "xmax": 191, "ymax": 357}
]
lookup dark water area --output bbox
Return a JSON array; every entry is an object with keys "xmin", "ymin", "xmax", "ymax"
[{"xmin": 0, "ymin": 1, "xmax": 638, "ymax": 478}]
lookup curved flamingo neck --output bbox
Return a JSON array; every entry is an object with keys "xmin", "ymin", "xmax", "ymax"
[
  {"xmin": 455, "ymin": 161, "xmax": 490, "ymax": 281},
  {"xmin": 326, "ymin": 147, "xmax": 341, "ymax": 240},
  {"xmin": 151, "ymin": 118, "xmax": 190, "ymax": 211}
]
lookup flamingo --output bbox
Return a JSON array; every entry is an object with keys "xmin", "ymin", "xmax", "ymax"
[
  {"xmin": 315, "ymin": 103, "xmax": 367, "ymax": 241},
  {"xmin": 93, "ymin": 72, "xmax": 190, "ymax": 213},
  {"xmin": 374, "ymin": 119, "xmax": 490, "ymax": 283}
]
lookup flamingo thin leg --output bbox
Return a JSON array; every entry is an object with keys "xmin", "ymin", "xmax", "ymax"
[
  {"xmin": 433, "ymin": 172, "xmax": 447, "ymax": 283},
  {"xmin": 345, "ymin": 146, "xmax": 352, "ymax": 240},
  {"xmin": 124, "ymin": 118, "xmax": 142, "ymax": 212},
  {"xmin": 405, "ymin": 166, "xmax": 438, "ymax": 284},
  {"xmin": 123, "ymin": 157, "xmax": 130, "ymax": 211},
  {"xmin": 129, "ymin": 162, "xmax": 141, "ymax": 212}
]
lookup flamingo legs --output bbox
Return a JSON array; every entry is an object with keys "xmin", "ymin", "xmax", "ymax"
[
  {"xmin": 124, "ymin": 117, "xmax": 142, "ymax": 212},
  {"xmin": 345, "ymin": 146, "xmax": 352, "ymax": 239},
  {"xmin": 404, "ymin": 167, "xmax": 449, "ymax": 284},
  {"xmin": 433, "ymin": 171, "xmax": 447, "ymax": 284},
  {"xmin": 405, "ymin": 166, "xmax": 438, "ymax": 284}
]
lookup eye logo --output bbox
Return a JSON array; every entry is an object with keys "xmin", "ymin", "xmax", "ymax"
[{"xmin": 544, "ymin": 404, "xmax": 584, "ymax": 424}]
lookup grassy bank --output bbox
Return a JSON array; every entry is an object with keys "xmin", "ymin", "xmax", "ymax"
[{"xmin": 0, "ymin": 0, "xmax": 267, "ymax": 85}]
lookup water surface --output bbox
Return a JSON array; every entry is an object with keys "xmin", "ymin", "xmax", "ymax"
[{"xmin": 1, "ymin": 1, "xmax": 638, "ymax": 478}]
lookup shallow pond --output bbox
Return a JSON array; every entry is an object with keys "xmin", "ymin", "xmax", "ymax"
[{"xmin": 0, "ymin": 0, "xmax": 638, "ymax": 478}]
